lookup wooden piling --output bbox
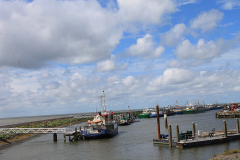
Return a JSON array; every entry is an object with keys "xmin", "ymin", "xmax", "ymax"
[
  {"xmin": 164, "ymin": 114, "xmax": 168, "ymax": 128},
  {"xmin": 176, "ymin": 125, "xmax": 179, "ymax": 142},
  {"xmin": 53, "ymin": 133, "xmax": 57, "ymax": 141},
  {"xmin": 168, "ymin": 125, "xmax": 172, "ymax": 147},
  {"xmin": 75, "ymin": 126, "xmax": 78, "ymax": 140},
  {"xmin": 192, "ymin": 122, "xmax": 195, "ymax": 137},
  {"xmin": 64, "ymin": 134, "xmax": 66, "ymax": 141},
  {"xmin": 156, "ymin": 105, "xmax": 161, "ymax": 139},
  {"xmin": 236, "ymin": 118, "xmax": 239, "ymax": 134},
  {"xmin": 215, "ymin": 112, "xmax": 217, "ymax": 118},
  {"xmin": 223, "ymin": 120, "xmax": 227, "ymax": 138}
]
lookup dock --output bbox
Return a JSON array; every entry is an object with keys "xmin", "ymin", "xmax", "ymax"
[
  {"xmin": 216, "ymin": 111, "xmax": 240, "ymax": 118},
  {"xmin": 177, "ymin": 134, "xmax": 240, "ymax": 148},
  {"xmin": 153, "ymin": 103, "xmax": 240, "ymax": 148}
]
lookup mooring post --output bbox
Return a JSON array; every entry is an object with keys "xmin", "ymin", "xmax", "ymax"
[
  {"xmin": 223, "ymin": 120, "xmax": 227, "ymax": 138},
  {"xmin": 168, "ymin": 125, "xmax": 172, "ymax": 147},
  {"xmin": 192, "ymin": 122, "xmax": 195, "ymax": 137},
  {"xmin": 164, "ymin": 114, "xmax": 168, "ymax": 128},
  {"xmin": 176, "ymin": 125, "xmax": 179, "ymax": 142},
  {"xmin": 156, "ymin": 104, "xmax": 161, "ymax": 139},
  {"xmin": 236, "ymin": 118, "xmax": 239, "ymax": 134},
  {"xmin": 215, "ymin": 112, "xmax": 217, "ymax": 118},
  {"xmin": 53, "ymin": 133, "xmax": 57, "ymax": 141},
  {"xmin": 75, "ymin": 126, "xmax": 78, "ymax": 140},
  {"xmin": 64, "ymin": 134, "xmax": 66, "ymax": 141}
]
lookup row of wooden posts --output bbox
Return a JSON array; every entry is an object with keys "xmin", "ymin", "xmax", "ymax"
[
  {"xmin": 156, "ymin": 105, "xmax": 240, "ymax": 147},
  {"xmin": 53, "ymin": 126, "xmax": 82, "ymax": 141}
]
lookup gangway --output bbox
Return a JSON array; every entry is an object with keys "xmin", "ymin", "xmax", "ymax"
[
  {"xmin": 0, "ymin": 128, "xmax": 71, "ymax": 134},
  {"xmin": 0, "ymin": 127, "xmax": 81, "ymax": 142}
]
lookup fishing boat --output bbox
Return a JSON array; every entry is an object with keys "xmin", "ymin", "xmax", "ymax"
[
  {"xmin": 164, "ymin": 109, "xmax": 175, "ymax": 116},
  {"xmin": 149, "ymin": 109, "xmax": 158, "ymax": 118},
  {"xmin": 81, "ymin": 91, "xmax": 118, "ymax": 139},
  {"xmin": 182, "ymin": 105, "xmax": 205, "ymax": 114},
  {"xmin": 118, "ymin": 114, "xmax": 131, "ymax": 126},
  {"xmin": 138, "ymin": 108, "xmax": 150, "ymax": 118},
  {"xmin": 173, "ymin": 108, "xmax": 183, "ymax": 115}
]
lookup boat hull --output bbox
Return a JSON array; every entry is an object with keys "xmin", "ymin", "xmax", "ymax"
[
  {"xmin": 174, "ymin": 111, "xmax": 183, "ymax": 115},
  {"xmin": 81, "ymin": 127, "xmax": 118, "ymax": 139},
  {"xmin": 149, "ymin": 114, "xmax": 157, "ymax": 118},
  {"xmin": 138, "ymin": 113, "xmax": 149, "ymax": 118},
  {"xmin": 183, "ymin": 109, "xmax": 205, "ymax": 114}
]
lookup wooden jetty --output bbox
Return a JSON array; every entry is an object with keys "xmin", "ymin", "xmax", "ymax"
[
  {"xmin": 153, "ymin": 108, "xmax": 240, "ymax": 148},
  {"xmin": 216, "ymin": 111, "xmax": 240, "ymax": 118},
  {"xmin": 64, "ymin": 126, "xmax": 83, "ymax": 141}
]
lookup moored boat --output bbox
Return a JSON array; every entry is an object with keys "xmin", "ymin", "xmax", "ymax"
[
  {"xmin": 149, "ymin": 109, "xmax": 158, "ymax": 118},
  {"xmin": 182, "ymin": 105, "xmax": 205, "ymax": 114},
  {"xmin": 138, "ymin": 108, "xmax": 150, "ymax": 118},
  {"xmin": 173, "ymin": 109, "xmax": 183, "ymax": 115},
  {"xmin": 118, "ymin": 114, "xmax": 131, "ymax": 126},
  {"xmin": 81, "ymin": 91, "xmax": 118, "ymax": 139}
]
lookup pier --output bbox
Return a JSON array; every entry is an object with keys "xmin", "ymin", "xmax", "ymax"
[
  {"xmin": 0, "ymin": 126, "xmax": 84, "ymax": 142},
  {"xmin": 153, "ymin": 101, "xmax": 240, "ymax": 148},
  {"xmin": 154, "ymin": 119, "xmax": 240, "ymax": 148},
  {"xmin": 216, "ymin": 111, "xmax": 240, "ymax": 118}
]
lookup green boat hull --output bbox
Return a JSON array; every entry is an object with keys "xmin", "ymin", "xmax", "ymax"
[
  {"xmin": 138, "ymin": 113, "xmax": 149, "ymax": 118},
  {"xmin": 182, "ymin": 109, "xmax": 205, "ymax": 114}
]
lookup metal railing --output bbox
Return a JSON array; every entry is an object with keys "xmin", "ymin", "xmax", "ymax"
[{"xmin": 0, "ymin": 128, "xmax": 69, "ymax": 134}]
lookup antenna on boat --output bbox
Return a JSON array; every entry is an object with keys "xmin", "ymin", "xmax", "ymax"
[
  {"xmin": 176, "ymin": 100, "xmax": 178, "ymax": 107},
  {"xmin": 187, "ymin": 100, "xmax": 188, "ymax": 105},
  {"xmin": 103, "ymin": 90, "xmax": 106, "ymax": 112},
  {"xmin": 98, "ymin": 90, "xmax": 105, "ymax": 113}
]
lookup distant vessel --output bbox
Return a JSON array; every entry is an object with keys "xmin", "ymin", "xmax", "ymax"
[
  {"xmin": 182, "ymin": 105, "xmax": 205, "ymax": 114},
  {"xmin": 172, "ymin": 109, "xmax": 183, "ymax": 115},
  {"xmin": 81, "ymin": 91, "xmax": 118, "ymax": 139},
  {"xmin": 118, "ymin": 114, "xmax": 131, "ymax": 126},
  {"xmin": 138, "ymin": 108, "xmax": 150, "ymax": 118},
  {"xmin": 149, "ymin": 109, "xmax": 158, "ymax": 118}
]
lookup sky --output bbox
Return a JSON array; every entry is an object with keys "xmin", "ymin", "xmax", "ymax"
[{"xmin": 0, "ymin": 0, "xmax": 240, "ymax": 118}]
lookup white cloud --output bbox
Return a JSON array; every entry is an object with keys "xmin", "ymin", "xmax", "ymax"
[
  {"xmin": 117, "ymin": 0, "xmax": 177, "ymax": 25},
  {"xmin": 0, "ymin": 0, "xmax": 121, "ymax": 69},
  {"xmin": 178, "ymin": 0, "xmax": 199, "ymax": 5},
  {"xmin": 167, "ymin": 59, "xmax": 187, "ymax": 68},
  {"xmin": 190, "ymin": 9, "xmax": 223, "ymax": 33},
  {"xmin": 0, "ymin": 0, "xmax": 180, "ymax": 70},
  {"xmin": 149, "ymin": 68, "xmax": 196, "ymax": 87},
  {"xmin": 160, "ymin": 23, "xmax": 187, "ymax": 47},
  {"xmin": 125, "ymin": 34, "xmax": 165, "ymax": 59},
  {"xmin": 174, "ymin": 35, "xmax": 240, "ymax": 66},
  {"xmin": 96, "ymin": 55, "xmax": 128, "ymax": 72},
  {"xmin": 122, "ymin": 76, "xmax": 137, "ymax": 86},
  {"xmin": 45, "ymin": 81, "xmax": 60, "ymax": 90},
  {"xmin": 217, "ymin": 0, "xmax": 240, "ymax": 10}
]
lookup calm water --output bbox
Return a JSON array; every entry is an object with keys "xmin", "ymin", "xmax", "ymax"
[{"xmin": 1, "ymin": 110, "xmax": 240, "ymax": 160}]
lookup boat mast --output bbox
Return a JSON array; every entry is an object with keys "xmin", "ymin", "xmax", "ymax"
[
  {"xmin": 103, "ymin": 91, "xmax": 106, "ymax": 112},
  {"xmin": 98, "ymin": 90, "xmax": 105, "ymax": 113}
]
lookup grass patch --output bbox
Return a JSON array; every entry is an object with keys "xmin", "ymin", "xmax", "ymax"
[{"xmin": 221, "ymin": 149, "xmax": 240, "ymax": 155}]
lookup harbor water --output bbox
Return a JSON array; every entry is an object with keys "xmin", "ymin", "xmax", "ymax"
[{"xmin": 1, "ymin": 110, "xmax": 240, "ymax": 160}]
